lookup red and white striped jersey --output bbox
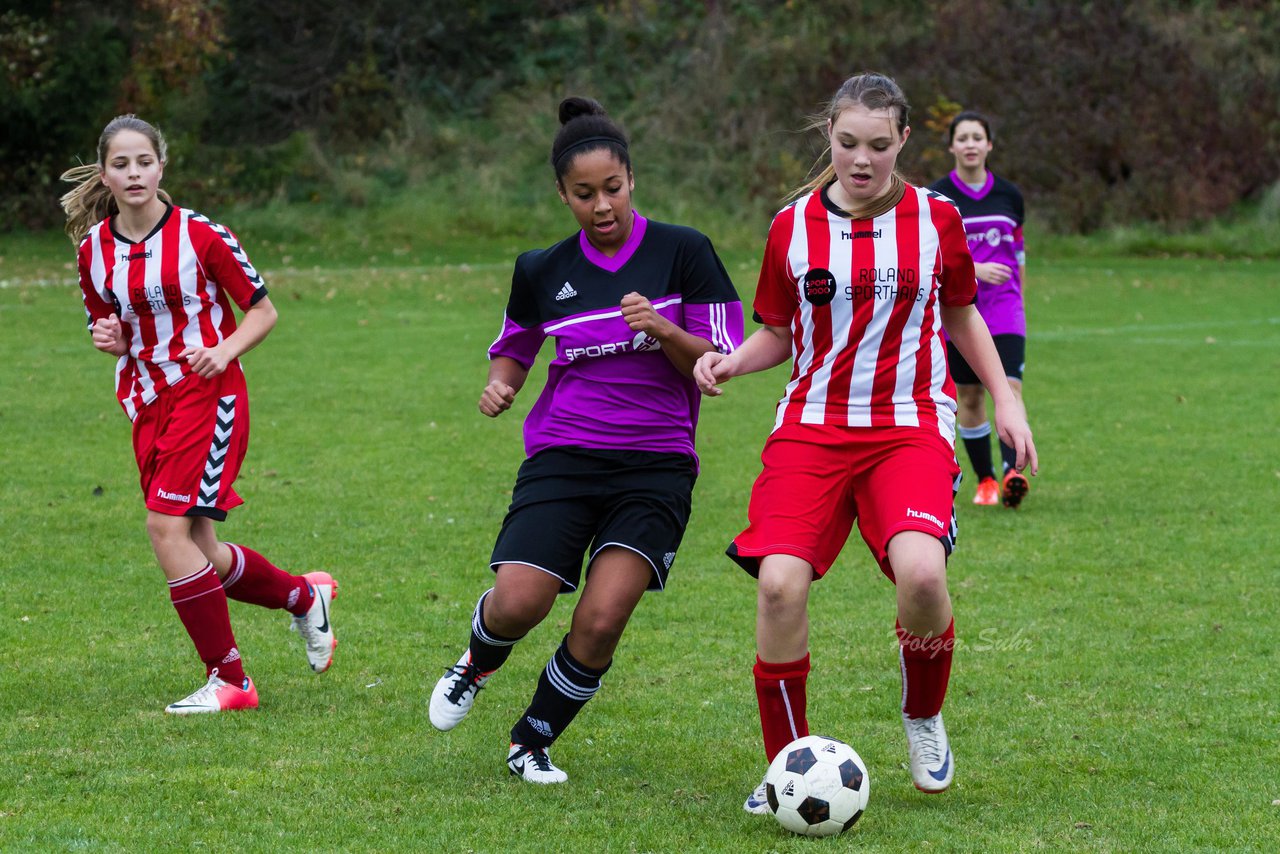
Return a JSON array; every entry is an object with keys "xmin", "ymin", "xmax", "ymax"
[
  {"xmin": 754, "ymin": 183, "xmax": 977, "ymax": 443},
  {"xmin": 77, "ymin": 205, "xmax": 267, "ymax": 420}
]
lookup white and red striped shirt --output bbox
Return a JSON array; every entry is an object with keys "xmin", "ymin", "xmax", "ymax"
[
  {"xmin": 754, "ymin": 183, "xmax": 977, "ymax": 443},
  {"xmin": 77, "ymin": 205, "xmax": 267, "ymax": 420}
]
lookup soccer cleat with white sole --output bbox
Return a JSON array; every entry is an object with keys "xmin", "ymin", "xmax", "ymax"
[
  {"xmin": 429, "ymin": 650, "xmax": 490, "ymax": 731},
  {"xmin": 507, "ymin": 743, "xmax": 567, "ymax": 784},
  {"xmin": 903, "ymin": 711, "xmax": 954, "ymax": 793},
  {"xmin": 165, "ymin": 669, "xmax": 259, "ymax": 715},
  {"xmin": 743, "ymin": 777, "xmax": 770, "ymax": 814},
  {"xmin": 292, "ymin": 571, "xmax": 338, "ymax": 673}
]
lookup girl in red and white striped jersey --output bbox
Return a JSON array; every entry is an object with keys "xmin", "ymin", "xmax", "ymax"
[
  {"xmin": 61, "ymin": 115, "xmax": 338, "ymax": 715},
  {"xmin": 693, "ymin": 73, "xmax": 1037, "ymax": 804}
]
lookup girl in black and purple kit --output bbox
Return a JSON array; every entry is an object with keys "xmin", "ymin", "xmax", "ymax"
[
  {"xmin": 928, "ymin": 111, "xmax": 1032, "ymax": 509},
  {"xmin": 427, "ymin": 96, "xmax": 743, "ymax": 784}
]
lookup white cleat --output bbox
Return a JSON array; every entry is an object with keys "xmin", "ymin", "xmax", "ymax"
[
  {"xmin": 164, "ymin": 668, "xmax": 259, "ymax": 715},
  {"xmin": 429, "ymin": 650, "xmax": 490, "ymax": 731},
  {"xmin": 904, "ymin": 711, "xmax": 954, "ymax": 793},
  {"xmin": 507, "ymin": 743, "xmax": 568, "ymax": 784},
  {"xmin": 743, "ymin": 777, "xmax": 770, "ymax": 814},
  {"xmin": 292, "ymin": 572, "xmax": 338, "ymax": 673}
]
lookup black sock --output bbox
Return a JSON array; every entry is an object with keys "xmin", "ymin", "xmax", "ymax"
[
  {"xmin": 957, "ymin": 422, "xmax": 996, "ymax": 481},
  {"xmin": 999, "ymin": 441, "xmax": 1018, "ymax": 477},
  {"xmin": 510, "ymin": 636, "xmax": 610, "ymax": 749},
  {"xmin": 468, "ymin": 589, "xmax": 523, "ymax": 674}
]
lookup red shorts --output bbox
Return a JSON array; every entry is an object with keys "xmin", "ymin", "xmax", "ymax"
[
  {"xmin": 132, "ymin": 364, "xmax": 250, "ymax": 520},
  {"xmin": 728, "ymin": 423, "xmax": 960, "ymax": 581}
]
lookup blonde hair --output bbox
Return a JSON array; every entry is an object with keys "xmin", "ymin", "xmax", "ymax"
[
  {"xmin": 787, "ymin": 72, "xmax": 911, "ymax": 219},
  {"xmin": 60, "ymin": 115, "xmax": 172, "ymax": 244}
]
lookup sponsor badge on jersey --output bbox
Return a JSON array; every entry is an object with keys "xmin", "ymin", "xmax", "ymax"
[{"xmin": 803, "ymin": 268, "xmax": 837, "ymax": 306}]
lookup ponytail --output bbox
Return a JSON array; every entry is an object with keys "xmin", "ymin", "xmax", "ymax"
[{"xmin": 60, "ymin": 164, "xmax": 115, "ymax": 244}]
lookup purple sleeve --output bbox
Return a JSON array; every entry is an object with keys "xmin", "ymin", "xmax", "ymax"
[
  {"xmin": 487, "ymin": 313, "xmax": 544, "ymax": 368},
  {"xmin": 677, "ymin": 230, "xmax": 744, "ymax": 353},
  {"xmin": 683, "ymin": 300, "xmax": 744, "ymax": 354}
]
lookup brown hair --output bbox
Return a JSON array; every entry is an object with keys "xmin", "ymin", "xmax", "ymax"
[
  {"xmin": 787, "ymin": 72, "xmax": 911, "ymax": 218},
  {"xmin": 948, "ymin": 110, "xmax": 993, "ymax": 144},
  {"xmin": 59, "ymin": 115, "xmax": 172, "ymax": 244}
]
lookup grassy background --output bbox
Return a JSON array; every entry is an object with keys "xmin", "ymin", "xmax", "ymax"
[{"xmin": 1, "ymin": 211, "xmax": 1278, "ymax": 851}]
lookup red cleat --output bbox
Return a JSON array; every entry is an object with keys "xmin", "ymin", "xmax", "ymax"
[
  {"xmin": 1001, "ymin": 469, "xmax": 1030, "ymax": 509},
  {"xmin": 972, "ymin": 477, "xmax": 1000, "ymax": 506}
]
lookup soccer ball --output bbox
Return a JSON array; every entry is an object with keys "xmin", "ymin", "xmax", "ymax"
[{"xmin": 765, "ymin": 734, "xmax": 869, "ymax": 837}]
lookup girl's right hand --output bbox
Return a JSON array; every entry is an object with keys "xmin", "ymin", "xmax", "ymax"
[
  {"xmin": 91, "ymin": 313, "xmax": 128, "ymax": 356},
  {"xmin": 478, "ymin": 380, "xmax": 517, "ymax": 417}
]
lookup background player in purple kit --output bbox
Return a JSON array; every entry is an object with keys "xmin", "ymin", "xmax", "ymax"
[
  {"xmin": 928, "ymin": 111, "xmax": 1031, "ymax": 508},
  {"xmin": 428, "ymin": 96, "xmax": 744, "ymax": 783}
]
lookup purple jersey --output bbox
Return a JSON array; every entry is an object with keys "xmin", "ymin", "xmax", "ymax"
[
  {"xmin": 927, "ymin": 171, "xmax": 1026, "ymax": 337},
  {"xmin": 489, "ymin": 213, "xmax": 744, "ymax": 458}
]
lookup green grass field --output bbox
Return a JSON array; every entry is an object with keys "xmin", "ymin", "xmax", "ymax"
[{"xmin": 1, "ymin": 222, "xmax": 1277, "ymax": 852}]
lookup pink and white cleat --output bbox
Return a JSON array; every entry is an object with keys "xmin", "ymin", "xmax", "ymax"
[
  {"xmin": 292, "ymin": 572, "xmax": 338, "ymax": 673},
  {"xmin": 165, "ymin": 669, "xmax": 259, "ymax": 715}
]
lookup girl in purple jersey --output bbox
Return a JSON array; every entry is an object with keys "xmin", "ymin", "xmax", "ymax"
[
  {"xmin": 428, "ymin": 96, "xmax": 744, "ymax": 784},
  {"xmin": 928, "ymin": 111, "xmax": 1032, "ymax": 508}
]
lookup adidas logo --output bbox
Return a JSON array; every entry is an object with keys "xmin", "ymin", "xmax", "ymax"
[
  {"xmin": 527, "ymin": 716, "xmax": 554, "ymax": 738},
  {"xmin": 555, "ymin": 282, "xmax": 578, "ymax": 301},
  {"xmin": 781, "ymin": 780, "xmax": 796, "ymax": 797},
  {"xmin": 663, "ymin": 552, "xmax": 676, "ymax": 569},
  {"xmin": 820, "ymin": 742, "xmax": 838, "ymax": 754}
]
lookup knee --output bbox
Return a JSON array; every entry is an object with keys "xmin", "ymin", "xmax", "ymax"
[
  {"xmin": 757, "ymin": 575, "xmax": 808, "ymax": 623},
  {"xmin": 956, "ymin": 385, "xmax": 985, "ymax": 418},
  {"xmin": 571, "ymin": 608, "xmax": 629, "ymax": 655},
  {"xmin": 485, "ymin": 589, "xmax": 553, "ymax": 637},
  {"xmin": 896, "ymin": 562, "xmax": 949, "ymax": 611},
  {"xmin": 145, "ymin": 513, "xmax": 187, "ymax": 548}
]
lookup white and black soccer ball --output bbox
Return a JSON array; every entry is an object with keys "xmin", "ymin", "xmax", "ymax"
[{"xmin": 765, "ymin": 734, "xmax": 869, "ymax": 837}]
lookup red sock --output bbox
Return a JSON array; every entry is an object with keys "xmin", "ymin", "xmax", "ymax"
[
  {"xmin": 222, "ymin": 543, "xmax": 313, "ymax": 616},
  {"xmin": 897, "ymin": 618, "xmax": 955, "ymax": 718},
  {"xmin": 754, "ymin": 654, "xmax": 810, "ymax": 763},
  {"xmin": 169, "ymin": 564, "xmax": 246, "ymax": 685}
]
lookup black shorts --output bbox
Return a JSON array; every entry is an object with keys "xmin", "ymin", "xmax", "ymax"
[
  {"xmin": 947, "ymin": 334, "xmax": 1025, "ymax": 384},
  {"xmin": 490, "ymin": 447, "xmax": 698, "ymax": 593}
]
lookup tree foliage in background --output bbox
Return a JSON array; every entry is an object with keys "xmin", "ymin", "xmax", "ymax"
[{"xmin": 5, "ymin": 0, "xmax": 1278, "ymax": 233}]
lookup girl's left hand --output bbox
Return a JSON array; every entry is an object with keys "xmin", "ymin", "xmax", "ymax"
[
  {"xmin": 178, "ymin": 344, "xmax": 232, "ymax": 378},
  {"xmin": 974, "ymin": 262, "xmax": 1013, "ymax": 285}
]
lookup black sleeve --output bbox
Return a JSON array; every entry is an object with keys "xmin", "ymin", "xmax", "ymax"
[{"xmin": 679, "ymin": 231, "xmax": 740, "ymax": 304}]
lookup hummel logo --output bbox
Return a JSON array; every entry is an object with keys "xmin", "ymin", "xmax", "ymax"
[
  {"xmin": 781, "ymin": 780, "xmax": 795, "ymax": 797},
  {"xmin": 555, "ymin": 282, "xmax": 578, "ymax": 301}
]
